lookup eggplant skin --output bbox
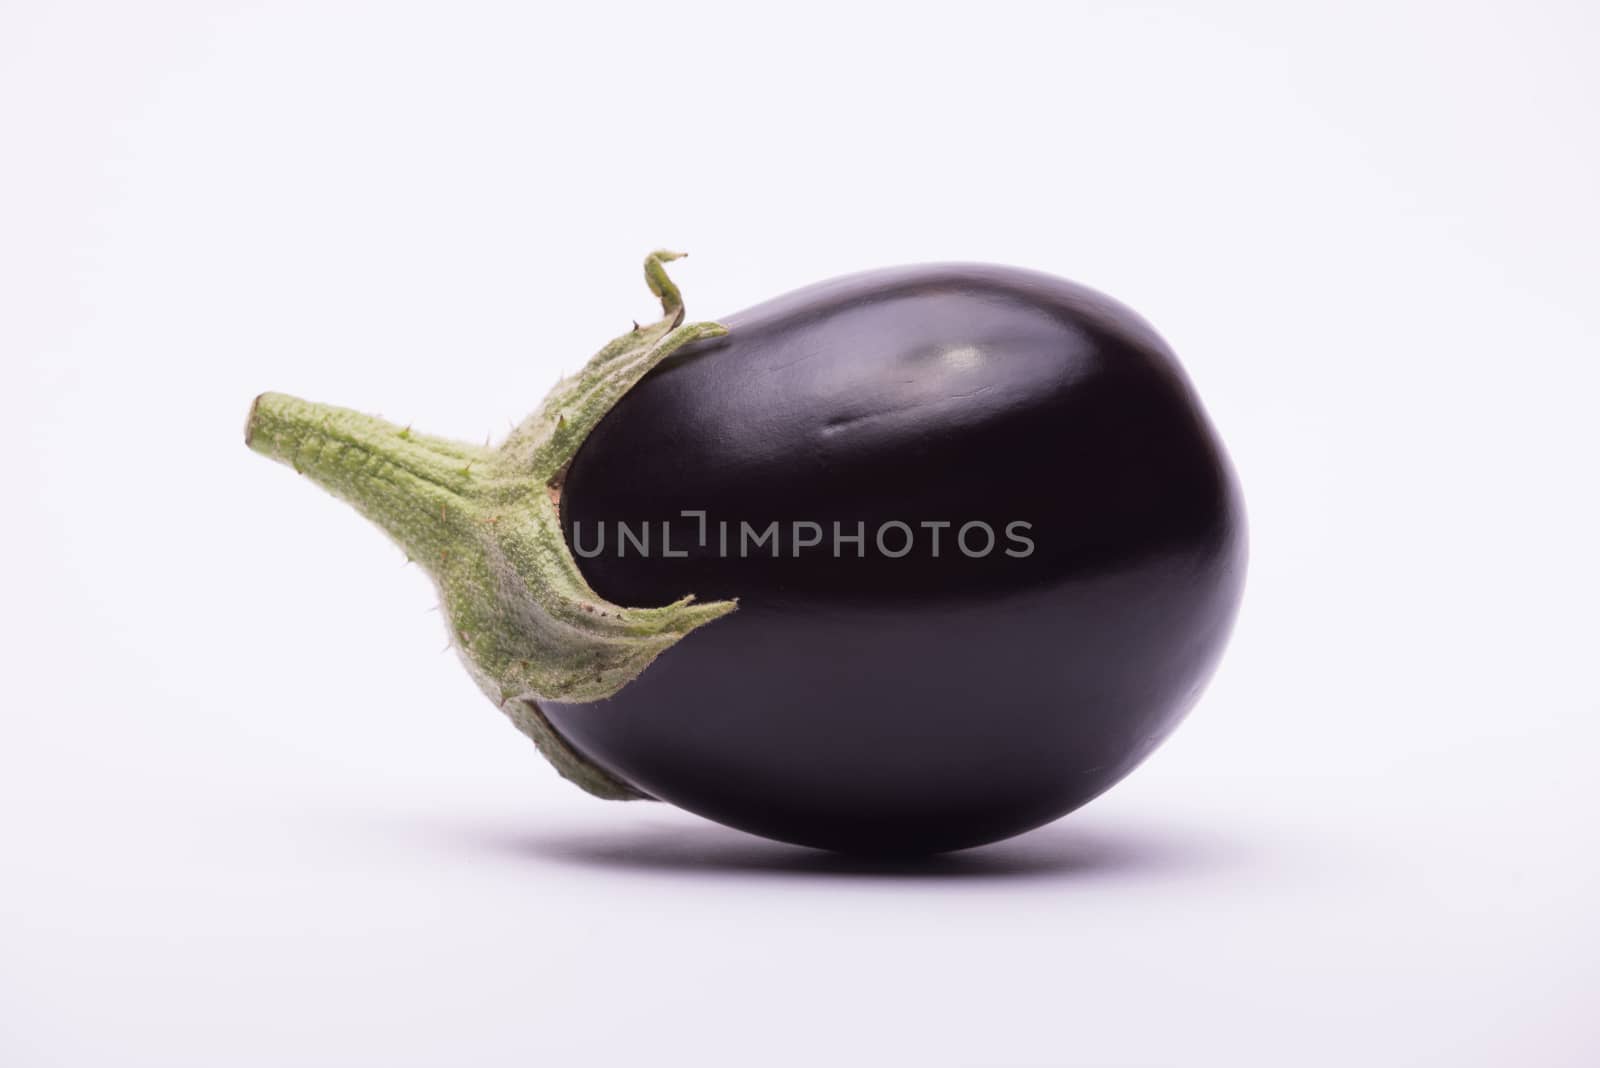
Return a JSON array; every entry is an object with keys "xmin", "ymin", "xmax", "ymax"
[{"xmin": 546, "ymin": 264, "xmax": 1246, "ymax": 854}]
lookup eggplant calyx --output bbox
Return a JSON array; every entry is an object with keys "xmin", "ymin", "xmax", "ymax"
[{"xmin": 244, "ymin": 251, "xmax": 736, "ymax": 800}]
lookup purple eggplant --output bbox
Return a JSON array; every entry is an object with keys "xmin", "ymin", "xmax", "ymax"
[{"xmin": 246, "ymin": 252, "xmax": 1245, "ymax": 855}]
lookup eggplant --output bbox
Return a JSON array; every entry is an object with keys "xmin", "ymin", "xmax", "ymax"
[{"xmin": 246, "ymin": 252, "xmax": 1245, "ymax": 855}]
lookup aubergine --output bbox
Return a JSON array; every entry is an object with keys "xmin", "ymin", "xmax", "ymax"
[{"xmin": 246, "ymin": 252, "xmax": 1245, "ymax": 855}]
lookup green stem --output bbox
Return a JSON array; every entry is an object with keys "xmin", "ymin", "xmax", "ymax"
[
  {"xmin": 244, "ymin": 252, "xmax": 737, "ymax": 800},
  {"xmin": 246, "ymin": 392, "xmax": 491, "ymax": 566}
]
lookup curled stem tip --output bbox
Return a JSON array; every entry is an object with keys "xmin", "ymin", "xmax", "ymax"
[{"xmin": 645, "ymin": 249, "xmax": 691, "ymax": 325}]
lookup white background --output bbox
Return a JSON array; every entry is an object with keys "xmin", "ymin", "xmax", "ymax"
[{"xmin": 4, "ymin": 2, "xmax": 1597, "ymax": 1065}]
